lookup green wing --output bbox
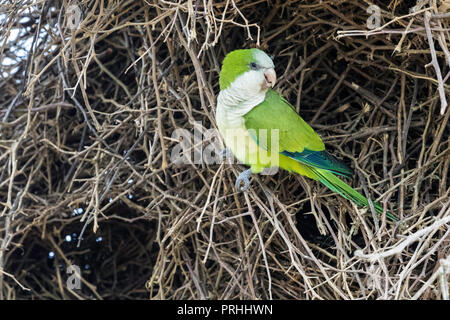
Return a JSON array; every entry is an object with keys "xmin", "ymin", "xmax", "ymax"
[
  {"xmin": 244, "ymin": 89, "xmax": 352, "ymax": 178},
  {"xmin": 243, "ymin": 89, "xmax": 398, "ymax": 221}
]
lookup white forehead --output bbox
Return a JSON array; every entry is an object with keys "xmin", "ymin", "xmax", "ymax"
[{"xmin": 253, "ymin": 49, "xmax": 274, "ymax": 69}]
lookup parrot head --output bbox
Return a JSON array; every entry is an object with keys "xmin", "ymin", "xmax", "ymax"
[{"xmin": 219, "ymin": 48, "xmax": 276, "ymax": 94}]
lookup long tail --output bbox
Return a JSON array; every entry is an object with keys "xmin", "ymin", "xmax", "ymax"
[{"xmin": 310, "ymin": 167, "xmax": 398, "ymax": 222}]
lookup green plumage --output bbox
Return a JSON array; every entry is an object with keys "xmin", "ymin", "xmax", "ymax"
[
  {"xmin": 219, "ymin": 49, "xmax": 262, "ymax": 90},
  {"xmin": 217, "ymin": 49, "xmax": 398, "ymax": 222},
  {"xmin": 243, "ymin": 89, "xmax": 398, "ymax": 222},
  {"xmin": 311, "ymin": 168, "xmax": 398, "ymax": 221},
  {"xmin": 282, "ymin": 149, "xmax": 353, "ymax": 178},
  {"xmin": 244, "ymin": 89, "xmax": 324, "ymax": 152}
]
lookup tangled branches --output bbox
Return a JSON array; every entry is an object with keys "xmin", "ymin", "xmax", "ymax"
[{"xmin": 0, "ymin": 0, "xmax": 449, "ymax": 300}]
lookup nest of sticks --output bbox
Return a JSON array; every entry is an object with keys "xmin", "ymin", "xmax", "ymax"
[{"xmin": 0, "ymin": 0, "xmax": 449, "ymax": 300}]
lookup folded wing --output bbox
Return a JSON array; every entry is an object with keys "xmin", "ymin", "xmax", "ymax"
[{"xmin": 244, "ymin": 89, "xmax": 352, "ymax": 178}]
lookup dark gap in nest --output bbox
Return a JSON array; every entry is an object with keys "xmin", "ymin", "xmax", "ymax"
[
  {"xmin": 7, "ymin": 202, "xmax": 158, "ymax": 299},
  {"xmin": 296, "ymin": 202, "xmax": 366, "ymax": 253}
]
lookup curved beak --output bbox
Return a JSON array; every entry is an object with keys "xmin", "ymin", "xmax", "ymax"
[{"xmin": 264, "ymin": 68, "xmax": 277, "ymax": 88}]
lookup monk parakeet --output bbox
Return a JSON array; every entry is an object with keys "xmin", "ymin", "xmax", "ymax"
[{"xmin": 216, "ymin": 48, "xmax": 398, "ymax": 222}]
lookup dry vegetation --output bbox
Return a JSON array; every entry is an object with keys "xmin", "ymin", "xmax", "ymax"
[{"xmin": 0, "ymin": 0, "xmax": 449, "ymax": 300}]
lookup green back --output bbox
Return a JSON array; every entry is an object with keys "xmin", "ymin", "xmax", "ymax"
[
  {"xmin": 244, "ymin": 89, "xmax": 353, "ymax": 178},
  {"xmin": 244, "ymin": 89, "xmax": 325, "ymax": 152}
]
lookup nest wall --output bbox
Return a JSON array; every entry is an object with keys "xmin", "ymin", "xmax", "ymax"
[{"xmin": 0, "ymin": 0, "xmax": 449, "ymax": 299}]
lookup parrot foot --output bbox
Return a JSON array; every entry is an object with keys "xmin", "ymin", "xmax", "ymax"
[
  {"xmin": 219, "ymin": 148, "xmax": 232, "ymax": 162},
  {"xmin": 235, "ymin": 168, "xmax": 252, "ymax": 192}
]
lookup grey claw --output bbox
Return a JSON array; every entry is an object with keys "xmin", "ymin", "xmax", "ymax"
[
  {"xmin": 219, "ymin": 148, "xmax": 232, "ymax": 162},
  {"xmin": 235, "ymin": 168, "xmax": 252, "ymax": 192}
]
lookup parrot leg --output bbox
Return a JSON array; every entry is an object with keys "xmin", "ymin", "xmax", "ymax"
[{"xmin": 235, "ymin": 168, "xmax": 252, "ymax": 192}]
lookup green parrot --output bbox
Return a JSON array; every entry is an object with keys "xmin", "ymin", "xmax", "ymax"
[{"xmin": 216, "ymin": 48, "xmax": 398, "ymax": 222}]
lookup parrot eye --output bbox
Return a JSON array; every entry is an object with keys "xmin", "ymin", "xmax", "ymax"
[{"xmin": 249, "ymin": 62, "xmax": 259, "ymax": 70}]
